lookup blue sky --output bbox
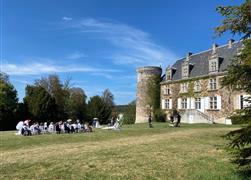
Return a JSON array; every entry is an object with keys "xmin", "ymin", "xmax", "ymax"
[{"xmin": 1, "ymin": 0, "xmax": 243, "ymax": 104}]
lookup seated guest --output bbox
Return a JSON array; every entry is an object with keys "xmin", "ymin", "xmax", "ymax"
[
  {"xmin": 21, "ymin": 122, "xmax": 31, "ymax": 136},
  {"xmin": 48, "ymin": 122, "xmax": 54, "ymax": 133},
  {"xmin": 55, "ymin": 122, "xmax": 61, "ymax": 134}
]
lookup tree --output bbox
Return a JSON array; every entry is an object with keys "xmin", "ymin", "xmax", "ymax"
[
  {"xmin": 66, "ymin": 87, "xmax": 87, "ymax": 120},
  {"xmin": 0, "ymin": 73, "xmax": 18, "ymax": 130},
  {"xmin": 24, "ymin": 85, "xmax": 57, "ymax": 122},
  {"xmin": 215, "ymin": 0, "xmax": 251, "ymax": 166},
  {"xmin": 87, "ymin": 90, "xmax": 115, "ymax": 124},
  {"xmin": 123, "ymin": 100, "xmax": 136, "ymax": 124},
  {"xmin": 87, "ymin": 95, "xmax": 105, "ymax": 123},
  {"xmin": 35, "ymin": 75, "xmax": 70, "ymax": 119},
  {"xmin": 101, "ymin": 89, "xmax": 114, "ymax": 124}
]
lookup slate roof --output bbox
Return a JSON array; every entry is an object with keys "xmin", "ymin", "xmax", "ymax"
[{"xmin": 163, "ymin": 41, "xmax": 242, "ymax": 82}]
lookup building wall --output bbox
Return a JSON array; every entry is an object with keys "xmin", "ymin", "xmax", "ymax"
[{"xmin": 160, "ymin": 74, "xmax": 248, "ymax": 124}]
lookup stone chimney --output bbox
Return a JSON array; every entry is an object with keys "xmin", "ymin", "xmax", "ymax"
[
  {"xmin": 228, "ymin": 39, "xmax": 235, "ymax": 48},
  {"xmin": 186, "ymin": 52, "xmax": 193, "ymax": 61},
  {"xmin": 212, "ymin": 43, "xmax": 218, "ymax": 53}
]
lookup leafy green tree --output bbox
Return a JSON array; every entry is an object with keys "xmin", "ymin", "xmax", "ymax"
[
  {"xmin": 14, "ymin": 103, "xmax": 30, "ymax": 123},
  {"xmin": 24, "ymin": 85, "xmax": 57, "ymax": 122},
  {"xmin": 87, "ymin": 90, "xmax": 115, "ymax": 124},
  {"xmin": 66, "ymin": 87, "xmax": 87, "ymax": 120},
  {"xmin": 123, "ymin": 100, "xmax": 136, "ymax": 124},
  {"xmin": 0, "ymin": 73, "xmax": 18, "ymax": 130},
  {"xmin": 101, "ymin": 89, "xmax": 114, "ymax": 124},
  {"xmin": 87, "ymin": 95, "xmax": 105, "ymax": 123},
  {"xmin": 215, "ymin": 0, "xmax": 251, "ymax": 165},
  {"xmin": 35, "ymin": 75, "xmax": 70, "ymax": 119}
]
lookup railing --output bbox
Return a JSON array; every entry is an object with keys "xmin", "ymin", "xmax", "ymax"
[
  {"xmin": 195, "ymin": 109, "xmax": 214, "ymax": 123},
  {"xmin": 179, "ymin": 109, "xmax": 214, "ymax": 124}
]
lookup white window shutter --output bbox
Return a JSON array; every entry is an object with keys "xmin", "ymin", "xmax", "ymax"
[
  {"xmin": 187, "ymin": 98, "xmax": 191, "ymax": 109},
  {"xmin": 205, "ymin": 97, "xmax": 209, "ymax": 109},
  {"xmin": 178, "ymin": 98, "xmax": 181, "ymax": 109},
  {"xmin": 217, "ymin": 95, "xmax": 221, "ymax": 110},
  {"xmin": 190, "ymin": 97, "xmax": 195, "ymax": 109},
  {"xmin": 169, "ymin": 99, "xmax": 172, "ymax": 109},
  {"xmin": 161, "ymin": 99, "xmax": 165, "ymax": 109}
]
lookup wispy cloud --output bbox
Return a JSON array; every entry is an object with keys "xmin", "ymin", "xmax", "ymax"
[
  {"xmin": 66, "ymin": 51, "xmax": 86, "ymax": 59},
  {"xmin": 65, "ymin": 18, "xmax": 178, "ymax": 66},
  {"xmin": 62, "ymin": 17, "xmax": 73, "ymax": 21},
  {"xmin": 2, "ymin": 62, "xmax": 120, "ymax": 77}
]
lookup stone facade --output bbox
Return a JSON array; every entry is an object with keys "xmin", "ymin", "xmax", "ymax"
[
  {"xmin": 136, "ymin": 40, "xmax": 250, "ymax": 124},
  {"xmin": 135, "ymin": 66, "xmax": 162, "ymax": 123}
]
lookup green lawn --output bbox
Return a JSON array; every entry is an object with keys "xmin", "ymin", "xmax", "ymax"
[{"xmin": 0, "ymin": 123, "xmax": 247, "ymax": 179}]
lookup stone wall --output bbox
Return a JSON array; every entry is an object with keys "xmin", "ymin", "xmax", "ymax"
[{"xmin": 136, "ymin": 66, "xmax": 162, "ymax": 123}]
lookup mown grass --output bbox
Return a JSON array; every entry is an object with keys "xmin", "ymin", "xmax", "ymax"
[{"xmin": 0, "ymin": 123, "xmax": 247, "ymax": 179}]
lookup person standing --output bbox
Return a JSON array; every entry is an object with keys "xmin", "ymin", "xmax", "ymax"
[
  {"xmin": 148, "ymin": 113, "xmax": 153, "ymax": 128},
  {"xmin": 175, "ymin": 112, "xmax": 181, "ymax": 127}
]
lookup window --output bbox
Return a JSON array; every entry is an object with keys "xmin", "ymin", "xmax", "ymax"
[
  {"xmin": 181, "ymin": 98, "xmax": 187, "ymax": 109},
  {"xmin": 210, "ymin": 62, "xmax": 217, "ymax": 71},
  {"xmin": 195, "ymin": 98, "xmax": 201, "ymax": 109},
  {"xmin": 240, "ymin": 95, "xmax": 251, "ymax": 109},
  {"xmin": 166, "ymin": 68, "xmax": 171, "ymax": 80},
  {"xmin": 180, "ymin": 83, "xmax": 188, "ymax": 93},
  {"xmin": 210, "ymin": 96, "xmax": 217, "ymax": 109},
  {"xmin": 209, "ymin": 59, "xmax": 219, "ymax": 72},
  {"xmin": 164, "ymin": 99, "xmax": 170, "ymax": 109},
  {"xmin": 164, "ymin": 85, "xmax": 171, "ymax": 95},
  {"xmin": 194, "ymin": 81, "xmax": 201, "ymax": 92},
  {"xmin": 209, "ymin": 78, "xmax": 217, "ymax": 90},
  {"xmin": 182, "ymin": 61, "xmax": 189, "ymax": 78}
]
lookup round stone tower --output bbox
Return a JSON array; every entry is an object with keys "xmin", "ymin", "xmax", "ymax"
[{"xmin": 136, "ymin": 66, "xmax": 162, "ymax": 123}]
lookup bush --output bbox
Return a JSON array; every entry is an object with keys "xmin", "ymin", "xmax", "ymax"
[
  {"xmin": 230, "ymin": 114, "xmax": 251, "ymax": 125},
  {"xmin": 153, "ymin": 109, "xmax": 166, "ymax": 122},
  {"xmin": 123, "ymin": 101, "xmax": 136, "ymax": 124}
]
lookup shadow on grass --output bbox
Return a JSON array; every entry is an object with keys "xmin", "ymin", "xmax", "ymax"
[
  {"xmin": 230, "ymin": 159, "xmax": 251, "ymax": 179},
  {"xmin": 236, "ymin": 167, "xmax": 251, "ymax": 180}
]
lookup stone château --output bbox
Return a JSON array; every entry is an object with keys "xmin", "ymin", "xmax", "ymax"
[{"xmin": 136, "ymin": 40, "xmax": 250, "ymax": 124}]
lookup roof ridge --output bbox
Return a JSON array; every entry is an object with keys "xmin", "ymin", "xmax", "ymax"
[{"xmin": 173, "ymin": 41, "xmax": 241, "ymax": 62}]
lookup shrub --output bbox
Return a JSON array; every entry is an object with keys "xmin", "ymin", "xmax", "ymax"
[{"xmin": 153, "ymin": 109, "xmax": 166, "ymax": 122}]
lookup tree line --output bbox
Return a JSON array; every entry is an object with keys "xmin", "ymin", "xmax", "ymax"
[{"xmin": 0, "ymin": 73, "xmax": 136, "ymax": 130}]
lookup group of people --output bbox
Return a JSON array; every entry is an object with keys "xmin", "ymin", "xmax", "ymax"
[{"xmin": 16, "ymin": 119, "xmax": 94, "ymax": 136}]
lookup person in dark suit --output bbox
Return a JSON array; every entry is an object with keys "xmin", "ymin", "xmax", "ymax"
[{"xmin": 148, "ymin": 113, "xmax": 153, "ymax": 128}]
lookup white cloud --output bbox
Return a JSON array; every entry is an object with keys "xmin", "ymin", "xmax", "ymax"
[
  {"xmin": 66, "ymin": 51, "xmax": 86, "ymax": 59},
  {"xmin": 66, "ymin": 18, "xmax": 178, "ymax": 67},
  {"xmin": 62, "ymin": 17, "xmax": 73, "ymax": 21},
  {"xmin": 2, "ymin": 62, "xmax": 120, "ymax": 78}
]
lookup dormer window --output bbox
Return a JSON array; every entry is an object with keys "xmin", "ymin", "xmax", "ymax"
[
  {"xmin": 166, "ymin": 66, "xmax": 171, "ymax": 80},
  {"xmin": 166, "ymin": 66, "xmax": 176, "ymax": 80},
  {"xmin": 182, "ymin": 62, "xmax": 189, "ymax": 78},
  {"xmin": 182, "ymin": 52, "xmax": 192, "ymax": 78},
  {"xmin": 209, "ymin": 60, "xmax": 219, "ymax": 72},
  {"xmin": 209, "ymin": 44, "xmax": 220, "ymax": 73}
]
